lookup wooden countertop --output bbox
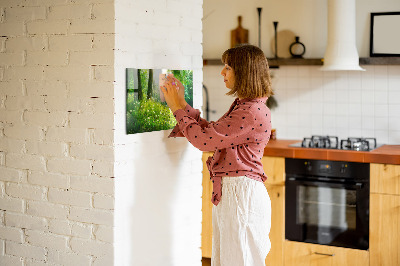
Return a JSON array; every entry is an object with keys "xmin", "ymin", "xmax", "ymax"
[{"xmin": 263, "ymin": 139, "xmax": 400, "ymax": 165}]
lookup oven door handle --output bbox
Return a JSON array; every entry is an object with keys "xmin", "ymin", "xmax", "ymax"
[{"xmin": 287, "ymin": 177, "xmax": 364, "ymax": 189}]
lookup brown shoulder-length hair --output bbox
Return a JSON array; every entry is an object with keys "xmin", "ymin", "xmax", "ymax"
[{"xmin": 221, "ymin": 44, "xmax": 273, "ymax": 99}]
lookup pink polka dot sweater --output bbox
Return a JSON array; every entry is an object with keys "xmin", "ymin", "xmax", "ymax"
[{"xmin": 169, "ymin": 97, "xmax": 272, "ymax": 206}]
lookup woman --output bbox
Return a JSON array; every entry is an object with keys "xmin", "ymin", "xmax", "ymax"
[{"xmin": 161, "ymin": 44, "xmax": 273, "ymax": 266}]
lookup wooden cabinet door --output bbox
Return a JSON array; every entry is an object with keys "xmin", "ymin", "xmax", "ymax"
[
  {"xmin": 370, "ymin": 163, "xmax": 400, "ymax": 195},
  {"xmin": 284, "ymin": 241, "xmax": 369, "ymax": 266},
  {"xmin": 262, "ymin": 156, "xmax": 285, "ymax": 186},
  {"xmin": 202, "ymin": 152, "xmax": 213, "ymax": 258},
  {"xmin": 264, "ymin": 184, "xmax": 284, "ymax": 266},
  {"xmin": 370, "ymin": 193, "xmax": 400, "ymax": 266}
]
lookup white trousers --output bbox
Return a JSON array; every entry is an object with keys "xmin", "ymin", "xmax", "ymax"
[{"xmin": 212, "ymin": 176, "xmax": 271, "ymax": 266}]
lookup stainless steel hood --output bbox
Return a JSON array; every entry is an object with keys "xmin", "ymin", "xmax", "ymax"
[{"xmin": 320, "ymin": 0, "xmax": 365, "ymax": 71}]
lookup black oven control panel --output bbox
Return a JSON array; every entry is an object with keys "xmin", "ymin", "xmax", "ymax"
[{"xmin": 285, "ymin": 158, "xmax": 369, "ymax": 181}]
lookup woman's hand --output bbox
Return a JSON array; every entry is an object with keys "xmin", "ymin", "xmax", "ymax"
[{"xmin": 160, "ymin": 75, "xmax": 186, "ymax": 113}]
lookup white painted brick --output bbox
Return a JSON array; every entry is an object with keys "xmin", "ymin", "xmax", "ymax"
[
  {"xmin": 89, "ymin": 128, "xmax": 113, "ymax": 146},
  {"xmin": 93, "ymin": 65, "xmax": 114, "ymax": 81},
  {"xmin": 93, "ymin": 252, "xmax": 113, "ymax": 266},
  {"xmin": 0, "ymin": 81, "xmax": 24, "ymax": 96},
  {"xmin": 44, "ymin": 66, "xmax": 91, "ymax": 82},
  {"xmin": 24, "ymin": 259, "xmax": 48, "ymax": 266},
  {"xmin": 4, "ymin": 6, "xmax": 46, "ymax": 22},
  {"xmin": 5, "ymin": 212, "xmax": 48, "ymax": 231},
  {"xmin": 26, "ymin": 51, "xmax": 68, "ymax": 66},
  {"xmin": 69, "ymin": 112, "xmax": 114, "ymax": 129},
  {"xmin": 6, "ymin": 183, "xmax": 46, "ymax": 201},
  {"xmin": 0, "ymin": 22, "xmax": 24, "ymax": 36},
  {"xmin": 0, "ymin": 181, "xmax": 4, "ymax": 197},
  {"xmin": 93, "ymin": 194, "xmax": 113, "ymax": 210},
  {"xmin": 6, "ymin": 153, "xmax": 46, "ymax": 171},
  {"xmin": 69, "ymin": 50, "xmax": 113, "ymax": 66},
  {"xmin": 3, "ymin": 66, "xmax": 44, "ymax": 81},
  {"xmin": 0, "ymin": 197, "xmax": 24, "ymax": 212},
  {"xmin": 48, "ymin": 188, "xmax": 91, "ymax": 208},
  {"xmin": 69, "ymin": 19, "xmax": 114, "ymax": 34},
  {"xmin": 28, "ymin": 171, "xmax": 69, "ymax": 189},
  {"xmin": 5, "ymin": 36, "xmax": 47, "ymax": 52},
  {"xmin": 0, "ymin": 255, "xmax": 23, "ymax": 266},
  {"xmin": 69, "ymin": 81, "xmax": 114, "ymax": 98},
  {"xmin": 47, "ymin": 158, "xmax": 92, "ymax": 176},
  {"xmin": 25, "ymin": 229, "xmax": 68, "ymax": 251},
  {"xmin": 6, "ymin": 241, "xmax": 46, "ymax": 261},
  {"xmin": 0, "ymin": 37, "xmax": 5, "ymax": 52},
  {"xmin": 25, "ymin": 80, "xmax": 67, "ymax": 97},
  {"xmin": 0, "ymin": 110, "xmax": 23, "ymax": 124},
  {"xmin": 24, "ymin": 111, "xmax": 68, "ymax": 127},
  {"xmin": 49, "ymin": 35, "xmax": 93, "ymax": 52},
  {"xmin": 181, "ymin": 42, "xmax": 202, "ymax": 57},
  {"xmin": 27, "ymin": 200, "xmax": 69, "ymax": 219},
  {"xmin": 0, "ymin": 226, "xmax": 23, "ymax": 243},
  {"xmin": 0, "ymin": 152, "xmax": 5, "ymax": 166},
  {"xmin": 47, "ymin": 249, "xmax": 91, "ymax": 266},
  {"xmin": 0, "ymin": 211, "xmax": 4, "ymax": 226},
  {"xmin": 92, "ymin": 160, "xmax": 113, "ymax": 177},
  {"xmin": 26, "ymin": 140, "xmax": 67, "ymax": 157},
  {"xmin": 70, "ymin": 237, "xmax": 113, "ymax": 257},
  {"xmin": 71, "ymin": 222, "xmax": 92, "ymax": 239},
  {"xmin": 4, "ymin": 96, "xmax": 46, "ymax": 111},
  {"xmin": 4, "ymin": 125, "xmax": 43, "ymax": 141},
  {"xmin": 69, "ymin": 207, "xmax": 113, "ymax": 226},
  {"xmin": 0, "ymin": 138, "xmax": 25, "ymax": 154},
  {"xmin": 70, "ymin": 175, "xmax": 113, "ymax": 194},
  {"xmin": 70, "ymin": 144, "xmax": 114, "ymax": 161},
  {"xmin": 0, "ymin": 52, "xmax": 24, "ymax": 66},
  {"xmin": 22, "ymin": 0, "xmax": 69, "ymax": 6},
  {"xmin": 94, "ymin": 225, "xmax": 112, "ymax": 243},
  {"xmin": 48, "ymin": 4, "xmax": 91, "ymax": 20},
  {"xmin": 77, "ymin": 97, "xmax": 114, "ymax": 114},
  {"xmin": 48, "ymin": 219, "xmax": 71, "ymax": 236},
  {"xmin": 46, "ymin": 127, "xmax": 88, "ymax": 144},
  {"xmin": 92, "ymin": 34, "xmax": 114, "ymax": 51},
  {"xmin": 27, "ymin": 20, "xmax": 69, "ymax": 35},
  {"xmin": 92, "ymin": 3, "xmax": 114, "ymax": 20},
  {"xmin": 43, "ymin": 96, "xmax": 81, "ymax": 112}
]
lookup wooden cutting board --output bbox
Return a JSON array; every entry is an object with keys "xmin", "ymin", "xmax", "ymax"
[{"xmin": 231, "ymin": 16, "xmax": 249, "ymax": 48}]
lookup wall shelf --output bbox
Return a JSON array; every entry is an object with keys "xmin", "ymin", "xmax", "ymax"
[{"xmin": 203, "ymin": 57, "xmax": 400, "ymax": 67}]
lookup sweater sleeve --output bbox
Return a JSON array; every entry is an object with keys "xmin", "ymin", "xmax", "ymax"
[
  {"xmin": 168, "ymin": 104, "xmax": 211, "ymax": 138},
  {"xmin": 172, "ymin": 106, "xmax": 257, "ymax": 152}
]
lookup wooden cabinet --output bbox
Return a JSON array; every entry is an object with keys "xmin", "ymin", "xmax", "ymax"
[
  {"xmin": 201, "ymin": 152, "xmax": 213, "ymax": 258},
  {"xmin": 284, "ymin": 241, "xmax": 369, "ymax": 266},
  {"xmin": 370, "ymin": 163, "xmax": 400, "ymax": 266}
]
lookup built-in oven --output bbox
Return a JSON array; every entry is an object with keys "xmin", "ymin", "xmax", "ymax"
[{"xmin": 285, "ymin": 158, "xmax": 369, "ymax": 250}]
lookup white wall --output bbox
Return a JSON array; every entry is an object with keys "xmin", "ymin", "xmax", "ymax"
[
  {"xmin": 203, "ymin": 0, "xmax": 400, "ymax": 144},
  {"xmin": 203, "ymin": 0, "xmax": 400, "ymax": 58},
  {"xmin": 0, "ymin": 0, "xmax": 115, "ymax": 265},
  {"xmin": 113, "ymin": 0, "xmax": 203, "ymax": 265}
]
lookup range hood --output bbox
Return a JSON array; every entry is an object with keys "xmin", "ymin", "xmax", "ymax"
[{"xmin": 320, "ymin": 0, "xmax": 365, "ymax": 71}]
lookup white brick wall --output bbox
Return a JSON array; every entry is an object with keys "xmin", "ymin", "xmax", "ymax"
[
  {"xmin": 0, "ymin": 0, "xmax": 115, "ymax": 265},
  {"xmin": 114, "ymin": 0, "xmax": 203, "ymax": 265}
]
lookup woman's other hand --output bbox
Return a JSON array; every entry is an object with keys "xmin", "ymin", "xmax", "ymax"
[{"xmin": 161, "ymin": 76, "xmax": 186, "ymax": 113}]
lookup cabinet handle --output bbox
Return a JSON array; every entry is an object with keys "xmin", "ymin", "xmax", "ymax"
[{"xmin": 314, "ymin": 252, "xmax": 335, "ymax": 257}]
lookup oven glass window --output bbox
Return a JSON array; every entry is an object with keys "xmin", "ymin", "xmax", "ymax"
[{"xmin": 297, "ymin": 186, "xmax": 356, "ymax": 230}]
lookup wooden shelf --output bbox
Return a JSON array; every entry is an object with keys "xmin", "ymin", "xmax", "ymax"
[{"xmin": 203, "ymin": 57, "xmax": 400, "ymax": 67}]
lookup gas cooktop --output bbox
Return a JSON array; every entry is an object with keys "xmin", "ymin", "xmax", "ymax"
[{"xmin": 289, "ymin": 135, "xmax": 382, "ymax": 151}]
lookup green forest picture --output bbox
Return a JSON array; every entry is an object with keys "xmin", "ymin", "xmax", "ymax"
[{"xmin": 126, "ymin": 68, "xmax": 193, "ymax": 134}]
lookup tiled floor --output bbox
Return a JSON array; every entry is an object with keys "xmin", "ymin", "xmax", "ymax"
[{"xmin": 202, "ymin": 257, "xmax": 211, "ymax": 266}]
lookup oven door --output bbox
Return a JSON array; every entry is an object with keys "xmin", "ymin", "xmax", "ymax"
[{"xmin": 285, "ymin": 177, "xmax": 369, "ymax": 250}]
